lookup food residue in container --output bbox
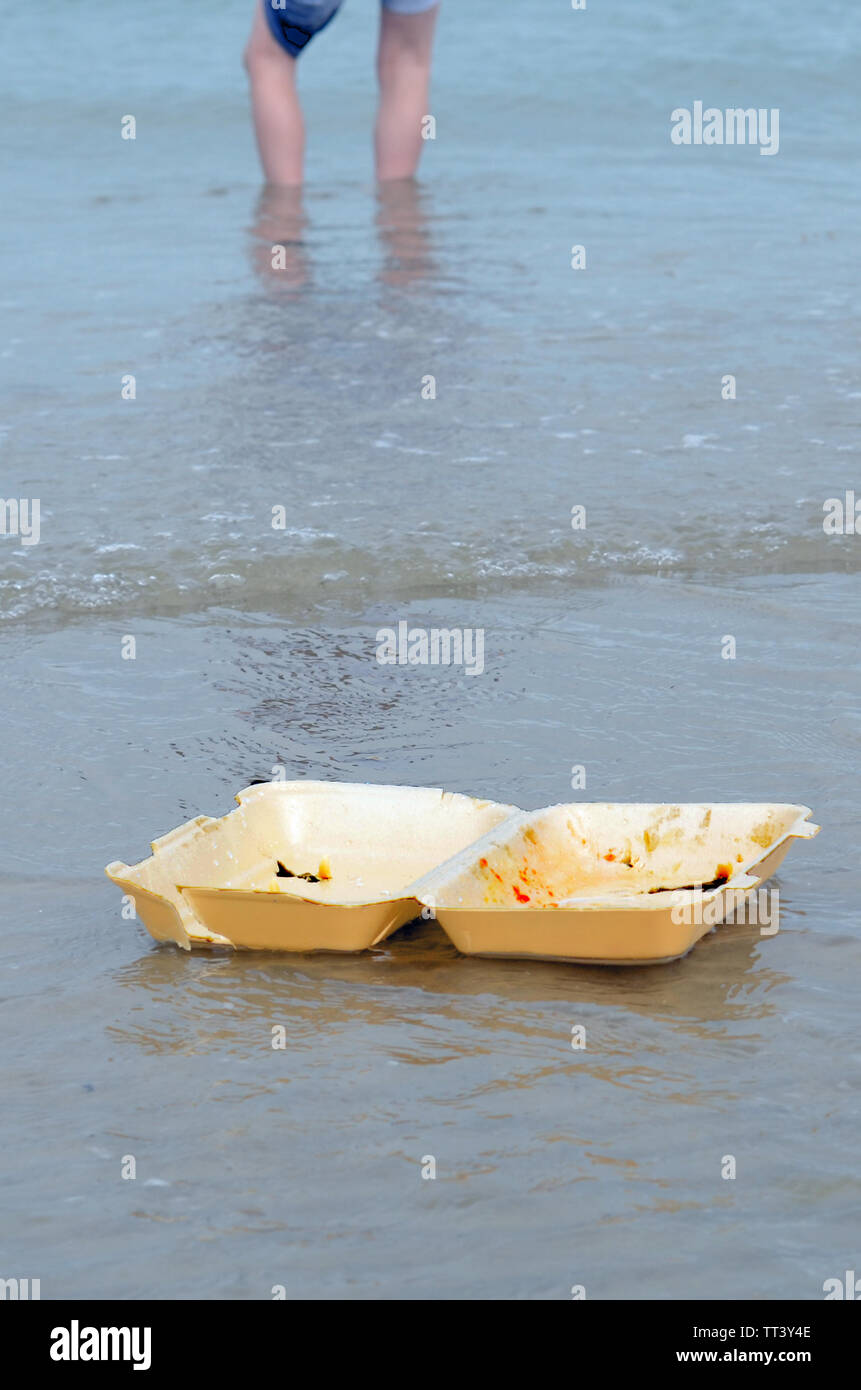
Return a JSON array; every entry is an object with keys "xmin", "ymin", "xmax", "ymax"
[
  {"xmin": 648, "ymin": 864, "xmax": 734, "ymax": 895},
  {"xmin": 274, "ymin": 858, "xmax": 332, "ymax": 884}
]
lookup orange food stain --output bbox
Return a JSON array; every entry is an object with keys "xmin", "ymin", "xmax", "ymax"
[
  {"xmin": 513, "ymin": 886, "xmax": 530, "ymax": 903},
  {"xmin": 604, "ymin": 852, "xmax": 616, "ymax": 862},
  {"xmin": 479, "ymin": 857, "xmax": 503, "ymax": 882}
]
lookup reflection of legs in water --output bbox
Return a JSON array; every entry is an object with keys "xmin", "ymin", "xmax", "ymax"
[
  {"xmin": 249, "ymin": 184, "xmax": 310, "ymax": 291},
  {"xmin": 375, "ymin": 179, "xmax": 435, "ymax": 288},
  {"xmin": 375, "ymin": 5, "xmax": 440, "ymax": 182},
  {"xmin": 244, "ymin": 3, "xmax": 305, "ymax": 186}
]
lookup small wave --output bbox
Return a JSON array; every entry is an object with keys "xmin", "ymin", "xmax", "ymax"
[{"xmin": 2, "ymin": 525, "xmax": 858, "ymax": 629}]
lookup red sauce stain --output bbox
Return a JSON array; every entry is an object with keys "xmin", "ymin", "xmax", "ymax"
[
  {"xmin": 479, "ymin": 856, "xmax": 503, "ymax": 883},
  {"xmin": 513, "ymin": 886, "xmax": 530, "ymax": 903},
  {"xmin": 604, "ymin": 852, "xmax": 616, "ymax": 862}
]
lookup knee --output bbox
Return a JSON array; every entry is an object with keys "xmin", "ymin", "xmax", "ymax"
[
  {"xmin": 243, "ymin": 35, "xmax": 269, "ymax": 76},
  {"xmin": 377, "ymin": 47, "xmax": 428, "ymax": 92},
  {"xmin": 377, "ymin": 9, "xmax": 436, "ymax": 87},
  {"xmin": 244, "ymin": 20, "xmax": 288, "ymax": 76}
]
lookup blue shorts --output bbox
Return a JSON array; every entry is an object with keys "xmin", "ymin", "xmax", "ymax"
[{"xmin": 264, "ymin": 0, "xmax": 438, "ymax": 59}]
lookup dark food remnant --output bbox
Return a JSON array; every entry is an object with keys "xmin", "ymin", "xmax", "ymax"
[
  {"xmin": 275, "ymin": 861, "xmax": 320, "ymax": 883},
  {"xmin": 649, "ymin": 866, "xmax": 732, "ymax": 895}
]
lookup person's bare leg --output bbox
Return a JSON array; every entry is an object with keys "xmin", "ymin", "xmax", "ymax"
[
  {"xmin": 375, "ymin": 6, "xmax": 439, "ymax": 181},
  {"xmin": 244, "ymin": 3, "xmax": 305, "ymax": 185}
]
